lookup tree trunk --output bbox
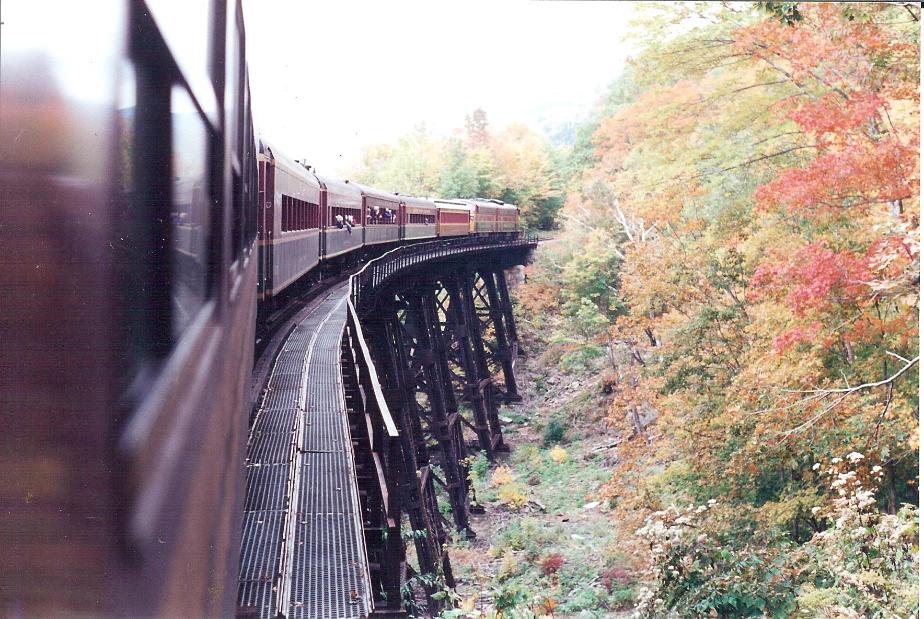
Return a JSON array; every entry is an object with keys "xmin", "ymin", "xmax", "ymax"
[{"xmin": 885, "ymin": 461, "xmax": 898, "ymax": 515}]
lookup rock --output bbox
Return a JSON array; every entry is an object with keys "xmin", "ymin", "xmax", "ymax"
[
  {"xmin": 527, "ymin": 474, "xmax": 541, "ymax": 486},
  {"xmin": 583, "ymin": 501, "xmax": 600, "ymax": 510},
  {"xmin": 500, "ymin": 416, "xmax": 513, "ymax": 423}
]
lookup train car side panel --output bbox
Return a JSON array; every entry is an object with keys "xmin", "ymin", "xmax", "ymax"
[
  {"xmin": 265, "ymin": 155, "xmax": 322, "ymax": 296},
  {"xmin": 435, "ymin": 200, "xmax": 472, "ymax": 237},
  {"xmin": 317, "ymin": 176, "xmax": 363, "ymax": 259},
  {"xmin": 0, "ymin": 2, "xmax": 257, "ymax": 616},
  {"xmin": 402, "ymin": 196, "xmax": 437, "ymax": 240},
  {"xmin": 361, "ymin": 188, "xmax": 401, "ymax": 245}
]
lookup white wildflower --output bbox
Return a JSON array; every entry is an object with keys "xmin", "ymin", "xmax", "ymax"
[
  {"xmin": 846, "ymin": 452, "xmax": 864, "ymax": 462},
  {"xmin": 812, "ymin": 462, "xmax": 821, "ymax": 470}
]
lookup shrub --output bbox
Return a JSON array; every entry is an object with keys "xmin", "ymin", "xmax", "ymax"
[
  {"xmin": 497, "ymin": 484, "xmax": 529, "ymax": 510},
  {"xmin": 494, "ymin": 518, "xmax": 552, "ymax": 557},
  {"xmin": 794, "ymin": 456, "xmax": 920, "ymax": 617},
  {"xmin": 634, "ymin": 501, "xmax": 796, "ymax": 617},
  {"xmin": 493, "ymin": 582, "xmax": 529, "ymax": 612},
  {"xmin": 497, "ymin": 549, "xmax": 521, "ymax": 581},
  {"xmin": 540, "ymin": 553, "xmax": 565, "ymax": 576},
  {"xmin": 601, "ymin": 566, "xmax": 632, "ymax": 592},
  {"xmin": 633, "ymin": 453, "xmax": 920, "ymax": 619},
  {"xmin": 542, "ymin": 418, "xmax": 567, "ymax": 446},
  {"xmin": 491, "ymin": 465, "xmax": 514, "ymax": 487},
  {"xmin": 549, "ymin": 445, "xmax": 568, "ymax": 464},
  {"xmin": 469, "ymin": 451, "xmax": 490, "ymax": 481}
]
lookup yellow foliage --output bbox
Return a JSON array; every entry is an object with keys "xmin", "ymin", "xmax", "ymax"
[
  {"xmin": 490, "ymin": 466, "xmax": 514, "ymax": 487},
  {"xmin": 497, "ymin": 484, "xmax": 529, "ymax": 510},
  {"xmin": 497, "ymin": 549, "xmax": 519, "ymax": 581},
  {"xmin": 549, "ymin": 445, "xmax": 568, "ymax": 464}
]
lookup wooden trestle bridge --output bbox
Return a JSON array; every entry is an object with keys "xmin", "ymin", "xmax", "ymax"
[{"xmin": 238, "ymin": 233, "xmax": 537, "ymax": 618}]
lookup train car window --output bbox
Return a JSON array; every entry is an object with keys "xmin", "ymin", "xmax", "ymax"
[
  {"xmin": 309, "ymin": 203, "xmax": 319, "ymax": 229},
  {"xmin": 279, "ymin": 195, "xmax": 319, "ymax": 232},
  {"xmin": 145, "ymin": 1, "xmax": 216, "ymax": 121},
  {"xmin": 232, "ymin": 168, "xmax": 243, "ymax": 261},
  {"xmin": 169, "ymin": 85, "xmax": 211, "ymax": 339},
  {"xmin": 245, "ymin": 112, "xmax": 257, "ymax": 252}
]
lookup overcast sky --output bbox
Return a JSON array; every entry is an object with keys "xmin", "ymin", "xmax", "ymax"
[{"xmin": 243, "ymin": 0, "xmax": 638, "ymax": 176}]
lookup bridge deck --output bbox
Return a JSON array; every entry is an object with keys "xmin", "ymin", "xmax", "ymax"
[{"xmin": 239, "ymin": 283, "xmax": 371, "ymax": 619}]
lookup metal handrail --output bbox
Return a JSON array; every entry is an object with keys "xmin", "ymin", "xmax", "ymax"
[{"xmin": 349, "ymin": 231, "xmax": 538, "ymax": 315}]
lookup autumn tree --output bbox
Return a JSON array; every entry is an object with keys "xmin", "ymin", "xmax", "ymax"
[
  {"xmin": 546, "ymin": 2, "xmax": 919, "ymax": 615},
  {"xmin": 353, "ymin": 112, "xmax": 565, "ymax": 229}
]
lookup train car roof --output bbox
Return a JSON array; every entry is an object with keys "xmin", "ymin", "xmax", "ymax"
[
  {"xmin": 312, "ymin": 174, "xmax": 364, "ymax": 198},
  {"xmin": 399, "ymin": 195, "xmax": 437, "ymax": 210},
  {"xmin": 460, "ymin": 198, "xmax": 497, "ymax": 209},
  {"xmin": 464, "ymin": 198, "xmax": 518, "ymax": 211},
  {"xmin": 351, "ymin": 182, "xmax": 402, "ymax": 203},
  {"xmin": 433, "ymin": 199, "xmax": 474, "ymax": 211},
  {"xmin": 264, "ymin": 144, "xmax": 321, "ymax": 189}
]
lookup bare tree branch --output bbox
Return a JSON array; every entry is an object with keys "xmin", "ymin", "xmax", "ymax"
[
  {"xmin": 785, "ymin": 356, "xmax": 918, "ymax": 395},
  {"xmin": 886, "ymin": 350, "xmax": 911, "ymax": 364}
]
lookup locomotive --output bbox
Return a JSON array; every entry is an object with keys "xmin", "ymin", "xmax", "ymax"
[{"xmin": 0, "ymin": 1, "xmax": 517, "ymax": 617}]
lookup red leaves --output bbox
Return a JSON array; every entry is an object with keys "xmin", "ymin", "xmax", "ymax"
[
  {"xmin": 539, "ymin": 553, "xmax": 565, "ymax": 576},
  {"xmin": 787, "ymin": 92, "xmax": 885, "ymax": 138},
  {"xmin": 751, "ymin": 242, "xmax": 870, "ymax": 317},
  {"xmin": 754, "ymin": 137, "xmax": 916, "ymax": 215},
  {"xmin": 772, "ymin": 323, "xmax": 822, "ymax": 353},
  {"xmin": 736, "ymin": 4, "xmax": 919, "ymax": 219},
  {"xmin": 751, "ymin": 234, "xmax": 917, "ymax": 352}
]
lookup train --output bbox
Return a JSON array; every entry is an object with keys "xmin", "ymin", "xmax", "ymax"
[
  {"xmin": 256, "ymin": 143, "xmax": 519, "ymax": 301},
  {"xmin": 0, "ymin": 1, "xmax": 518, "ymax": 617}
]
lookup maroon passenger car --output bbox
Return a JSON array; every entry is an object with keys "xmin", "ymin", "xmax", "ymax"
[
  {"xmin": 358, "ymin": 183, "xmax": 403, "ymax": 246},
  {"xmin": 257, "ymin": 143, "xmax": 322, "ymax": 299},
  {"xmin": 1, "ymin": 1, "xmax": 258, "ymax": 616},
  {"xmin": 315, "ymin": 175, "xmax": 364, "ymax": 260},
  {"xmin": 402, "ymin": 195, "xmax": 439, "ymax": 240},
  {"xmin": 465, "ymin": 198, "xmax": 520, "ymax": 233},
  {"xmin": 434, "ymin": 199, "xmax": 474, "ymax": 236}
]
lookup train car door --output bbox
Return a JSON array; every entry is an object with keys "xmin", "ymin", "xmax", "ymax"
[{"xmin": 400, "ymin": 200, "xmax": 406, "ymax": 239}]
